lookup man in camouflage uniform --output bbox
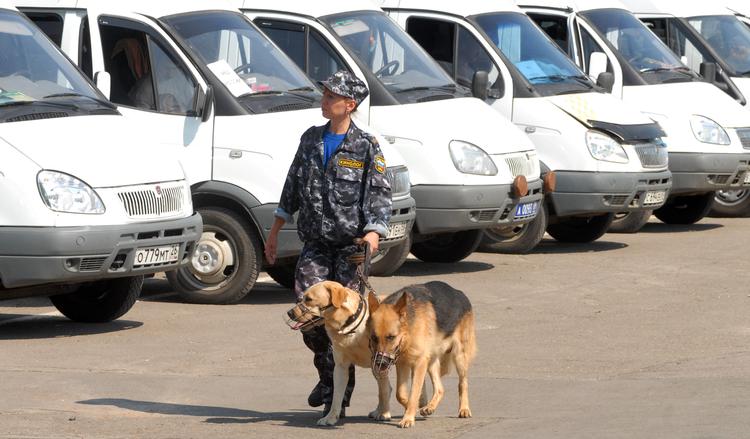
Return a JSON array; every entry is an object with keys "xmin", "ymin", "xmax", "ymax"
[{"xmin": 265, "ymin": 70, "xmax": 392, "ymax": 415}]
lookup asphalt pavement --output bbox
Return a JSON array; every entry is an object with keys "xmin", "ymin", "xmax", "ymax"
[{"xmin": 1, "ymin": 217, "xmax": 749, "ymax": 439}]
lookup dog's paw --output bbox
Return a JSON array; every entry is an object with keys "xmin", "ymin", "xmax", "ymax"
[
  {"xmin": 316, "ymin": 415, "xmax": 339, "ymax": 426},
  {"xmin": 398, "ymin": 416, "xmax": 416, "ymax": 428},
  {"xmin": 458, "ymin": 407, "xmax": 472, "ymax": 418},
  {"xmin": 368, "ymin": 409, "xmax": 391, "ymax": 421},
  {"xmin": 419, "ymin": 405, "xmax": 435, "ymax": 416}
]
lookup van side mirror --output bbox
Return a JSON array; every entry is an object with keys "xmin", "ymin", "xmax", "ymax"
[
  {"xmin": 700, "ymin": 62, "xmax": 717, "ymax": 83},
  {"xmin": 94, "ymin": 71, "xmax": 111, "ymax": 100},
  {"xmin": 200, "ymin": 85, "xmax": 214, "ymax": 123},
  {"xmin": 588, "ymin": 52, "xmax": 608, "ymax": 80},
  {"xmin": 489, "ymin": 76, "xmax": 505, "ymax": 99},
  {"xmin": 472, "ymin": 70, "xmax": 489, "ymax": 101},
  {"xmin": 596, "ymin": 72, "xmax": 615, "ymax": 93}
]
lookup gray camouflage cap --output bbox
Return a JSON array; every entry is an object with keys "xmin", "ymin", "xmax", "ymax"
[{"xmin": 319, "ymin": 70, "xmax": 369, "ymax": 106}]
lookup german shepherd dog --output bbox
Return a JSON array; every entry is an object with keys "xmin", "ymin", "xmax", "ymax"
[
  {"xmin": 285, "ymin": 281, "xmax": 392, "ymax": 426},
  {"xmin": 368, "ymin": 281, "xmax": 476, "ymax": 428}
]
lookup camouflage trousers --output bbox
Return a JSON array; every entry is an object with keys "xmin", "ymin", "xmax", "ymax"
[{"xmin": 296, "ymin": 241, "xmax": 361, "ymax": 408}]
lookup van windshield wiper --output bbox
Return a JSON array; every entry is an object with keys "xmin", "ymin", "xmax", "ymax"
[
  {"xmin": 43, "ymin": 92, "xmax": 117, "ymax": 109},
  {"xmin": 0, "ymin": 98, "xmax": 77, "ymax": 110},
  {"xmin": 529, "ymin": 74, "xmax": 593, "ymax": 88},
  {"xmin": 640, "ymin": 66, "xmax": 692, "ymax": 75},
  {"xmin": 238, "ymin": 90, "xmax": 283, "ymax": 98}
]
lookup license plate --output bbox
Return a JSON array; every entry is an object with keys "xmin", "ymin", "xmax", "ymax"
[
  {"xmin": 744, "ymin": 173, "xmax": 750, "ymax": 184},
  {"xmin": 515, "ymin": 201, "xmax": 539, "ymax": 218},
  {"xmin": 134, "ymin": 244, "xmax": 180, "ymax": 267},
  {"xmin": 644, "ymin": 190, "xmax": 667, "ymax": 205},
  {"xmin": 386, "ymin": 221, "xmax": 409, "ymax": 239}
]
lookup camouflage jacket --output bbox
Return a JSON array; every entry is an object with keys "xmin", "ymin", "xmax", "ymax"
[{"xmin": 276, "ymin": 121, "xmax": 392, "ymax": 245}]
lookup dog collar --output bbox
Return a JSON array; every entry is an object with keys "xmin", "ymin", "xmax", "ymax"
[{"xmin": 338, "ymin": 294, "xmax": 367, "ymax": 336}]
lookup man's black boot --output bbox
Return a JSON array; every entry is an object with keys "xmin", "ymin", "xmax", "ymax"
[{"xmin": 307, "ymin": 381, "xmax": 325, "ymax": 408}]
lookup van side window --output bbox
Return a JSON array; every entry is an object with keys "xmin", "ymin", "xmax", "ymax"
[
  {"xmin": 80, "ymin": 17, "xmax": 93, "ymax": 79},
  {"xmin": 24, "ymin": 12, "xmax": 64, "ymax": 47},
  {"xmin": 528, "ymin": 14, "xmax": 570, "ymax": 55},
  {"xmin": 642, "ymin": 18, "xmax": 707, "ymax": 73},
  {"xmin": 99, "ymin": 17, "xmax": 197, "ymax": 115},
  {"xmin": 456, "ymin": 27, "xmax": 499, "ymax": 88},
  {"xmin": 406, "ymin": 17, "xmax": 456, "ymax": 76},
  {"xmin": 578, "ymin": 26, "xmax": 613, "ymax": 74},
  {"xmin": 255, "ymin": 18, "xmax": 348, "ymax": 83}
]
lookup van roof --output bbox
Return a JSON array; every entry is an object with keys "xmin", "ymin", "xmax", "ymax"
[
  {"xmin": 0, "ymin": 1, "xmax": 15, "ymax": 12},
  {"xmin": 380, "ymin": 0, "xmax": 523, "ymax": 17},
  {"xmin": 620, "ymin": 0, "xmax": 732, "ymax": 18},
  {"xmin": 237, "ymin": 0, "xmax": 381, "ymax": 19},
  {"xmin": 515, "ymin": 0, "xmax": 628, "ymax": 13},
  {"xmin": 13, "ymin": 0, "xmax": 240, "ymax": 18}
]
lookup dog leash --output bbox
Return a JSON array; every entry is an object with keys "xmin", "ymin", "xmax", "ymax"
[{"xmin": 351, "ymin": 239, "xmax": 377, "ymax": 297}]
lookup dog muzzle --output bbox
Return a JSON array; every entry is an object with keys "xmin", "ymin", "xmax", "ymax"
[
  {"xmin": 371, "ymin": 340, "xmax": 401, "ymax": 377},
  {"xmin": 283, "ymin": 302, "xmax": 328, "ymax": 331}
]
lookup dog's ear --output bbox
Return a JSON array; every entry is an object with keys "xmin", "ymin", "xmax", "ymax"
[
  {"xmin": 328, "ymin": 282, "xmax": 349, "ymax": 308},
  {"xmin": 393, "ymin": 292, "xmax": 408, "ymax": 316},
  {"xmin": 367, "ymin": 291, "xmax": 380, "ymax": 313}
]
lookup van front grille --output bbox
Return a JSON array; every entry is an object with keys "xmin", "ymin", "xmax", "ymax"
[
  {"xmin": 117, "ymin": 184, "xmax": 185, "ymax": 219},
  {"xmin": 505, "ymin": 152, "xmax": 539, "ymax": 179},
  {"xmin": 635, "ymin": 143, "xmax": 669, "ymax": 168},
  {"xmin": 736, "ymin": 128, "xmax": 750, "ymax": 149}
]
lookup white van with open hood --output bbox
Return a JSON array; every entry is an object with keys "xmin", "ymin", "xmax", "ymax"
[
  {"xmin": 624, "ymin": 0, "xmax": 750, "ymax": 216},
  {"xmin": 16, "ymin": 0, "xmax": 418, "ymax": 302},
  {"xmin": 0, "ymin": 3, "xmax": 201, "ymax": 321},
  {"xmin": 238, "ymin": 0, "xmax": 544, "ymax": 263},
  {"xmin": 520, "ymin": 0, "xmax": 750, "ymax": 225},
  {"xmin": 384, "ymin": 0, "xmax": 673, "ymax": 247}
]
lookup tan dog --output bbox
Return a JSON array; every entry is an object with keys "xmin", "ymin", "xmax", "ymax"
[
  {"xmin": 287, "ymin": 281, "xmax": 392, "ymax": 426},
  {"xmin": 368, "ymin": 281, "xmax": 476, "ymax": 428}
]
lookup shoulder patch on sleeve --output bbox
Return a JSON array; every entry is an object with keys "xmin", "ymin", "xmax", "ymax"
[{"xmin": 374, "ymin": 155, "xmax": 386, "ymax": 174}]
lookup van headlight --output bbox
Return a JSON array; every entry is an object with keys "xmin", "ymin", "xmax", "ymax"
[
  {"xmin": 690, "ymin": 116, "xmax": 731, "ymax": 145},
  {"xmin": 37, "ymin": 170, "xmax": 105, "ymax": 214},
  {"xmin": 586, "ymin": 131, "xmax": 629, "ymax": 163},
  {"xmin": 385, "ymin": 166, "xmax": 410, "ymax": 198},
  {"xmin": 449, "ymin": 141, "xmax": 498, "ymax": 175}
]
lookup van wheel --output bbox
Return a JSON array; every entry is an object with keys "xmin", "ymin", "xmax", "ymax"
[
  {"xmin": 608, "ymin": 210, "xmax": 652, "ymax": 234},
  {"xmin": 50, "ymin": 276, "xmax": 143, "ymax": 323},
  {"xmin": 370, "ymin": 234, "xmax": 411, "ymax": 276},
  {"xmin": 265, "ymin": 260, "xmax": 297, "ymax": 290},
  {"xmin": 166, "ymin": 208, "xmax": 260, "ymax": 304},
  {"xmin": 479, "ymin": 205, "xmax": 547, "ymax": 254},
  {"xmin": 410, "ymin": 230, "xmax": 483, "ymax": 263},
  {"xmin": 654, "ymin": 193, "xmax": 715, "ymax": 225},
  {"xmin": 546, "ymin": 213, "xmax": 615, "ymax": 243},
  {"xmin": 711, "ymin": 189, "xmax": 750, "ymax": 217}
]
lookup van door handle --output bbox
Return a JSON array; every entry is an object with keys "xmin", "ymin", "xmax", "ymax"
[{"xmin": 229, "ymin": 150, "xmax": 243, "ymax": 159}]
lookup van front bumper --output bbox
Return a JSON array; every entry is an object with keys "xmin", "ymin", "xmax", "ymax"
[
  {"xmin": 411, "ymin": 180, "xmax": 544, "ymax": 235},
  {"xmin": 668, "ymin": 152, "xmax": 750, "ymax": 195},
  {"xmin": 549, "ymin": 170, "xmax": 672, "ymax": 217},
  {"xmin": 0, "ymin": 213, "xmax": 202, "ymax": 289}
]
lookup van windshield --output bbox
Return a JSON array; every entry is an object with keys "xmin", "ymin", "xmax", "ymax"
[
  {"xmin": 163, "ymin": 11, "xmax": 320, "ymax": 102},
  {"xmin": 582, "ymin": 8, "xmax": 693, "ymax": 84},
  {"xmin": 687, "ymin": 15, "xmax": 750, "ymax": 76},
  {"xmin": 322, "ymin": 11, "xmax": 460, "ymax": 103},
  {"xmin": 0, "ymin": 10, "xmax": 108, "ymax": 115},
  {"xmin": 474, "ymin": 12, "xmax": 593, "ymax": 96}
]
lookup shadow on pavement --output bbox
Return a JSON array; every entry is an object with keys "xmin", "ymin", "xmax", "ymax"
[
  {"xmin": 392, "ymin": 260, "xmax": 494, "ymax": 277},
  {"xmin": 78, "ymin": 398, "xmax": 381, "ymax": 428},
  {"xmin": 139, "ymin": 278, "xmax": 297, "ymax": 306},
  {"xmin": 637, "ymin": 222, "xmax": 723, "ymax": 234},
  {"xmin": 0, "ymin": 318, "xmax": 142, "ymax": 340},
  {"xmin": 529, "ymin": 239, "xmax": 628, "ymax": 254},
  {"xmin": 0, "ymin": 297, "xmax": 55, "ymax": 308}
]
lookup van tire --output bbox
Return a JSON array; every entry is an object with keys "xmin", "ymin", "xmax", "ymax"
[
  {"xmin": 546, "ymin": 213, "xmax": 615, "ymax": 243},
  {"xmin": 167, "ymin": 208, "xmax": 260, "ymax": 304},
  {"xmin": 654, "ymin": 193, "xmax": 715, "ymax": 225},
  {"xmin": 410, "ymin": 230, "xmax": 483, "ymax": 263},
  {"xmin": 711, "ymin": 189, "xmax": 750, "ymax": 217},
  {"xmin": 608, "ymin": 210, "xmax": 652, "ymax": 234},
  {"xmin": 370, "ymin": 234, "xmax": 411, "ymax": 276},
  {"xmin": 266, "ymin": 260, "xmax": 297, "ymax": 290},
  {"xmin": 479, "ymin": 205, "xmax": 547, "ymax": 254},
  {"xmin": 50, "ymin": 276, "xmax": 143, "ymax": 323}
]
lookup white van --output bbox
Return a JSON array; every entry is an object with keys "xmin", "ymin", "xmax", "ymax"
[
  {"xmin": 384, "ymin": 0, "xmax": 673, "ymax": 245},
  {"xmin": 624, "ymin": 0, "xmax": 750, "ymax": 216},
  {"xmin": 238, "ymin": 1, "xmax": 545, "ymax": 260},
  {"xmin": 16, "ymin": 0, "xmax": 417, "ymax": 303},
  {"xmin": 0, "ymin": 3, "xmax": 201, "ymax": 322},
  {"xmin": 519, "ymin": 0, "xmax": 750, "ymax": 225}
]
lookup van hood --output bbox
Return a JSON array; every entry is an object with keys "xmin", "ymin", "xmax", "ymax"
[
  {"xmin": 0, "ymin": 115, "xmax": 185, "ymax": 187},
  {"xmin": 623, "ymin": 82, "xmax": 750, "ymax": 128},
  {"xmin": 370, "ymin": 97, "xmax": 535, "ymax": 155},
  {"xmin": 547, "ymin": 92, "xmax": 666, "ymax": 140}
]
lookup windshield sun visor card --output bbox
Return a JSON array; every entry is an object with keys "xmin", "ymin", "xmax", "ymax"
[{"xmin": 207, "ymin": 60, "xmax": 253, "ymax": 97}]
